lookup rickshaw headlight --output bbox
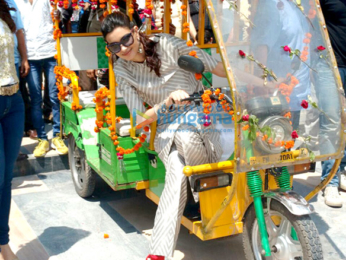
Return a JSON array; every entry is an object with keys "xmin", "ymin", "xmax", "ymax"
[
  {"xmin": 272, "ymin": 125, "xmax": 285, "ymax": 142},
  {"xmin": 255, "ymin": 116, "xmax": 292, "ymax": 154},
  {"xmin": 192, "ymin": 172, "xmax": 233, "ymax": 192}
]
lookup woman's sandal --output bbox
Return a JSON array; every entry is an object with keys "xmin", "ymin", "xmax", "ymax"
[{"xmin": 146, "ymin": 255, "xmax": 165, "ymax": 260}]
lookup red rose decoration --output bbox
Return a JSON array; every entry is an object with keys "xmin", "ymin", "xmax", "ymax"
[
  {"xmin": 301, "ymin": 100, "xmax": 309, "ymax": 109},
  {"xmin": 242, "ymin": 114, "xmax": 249, "ymax": 121},
  {"xmin": 239, "ymin": 50, "xmax": 246, "ymax": 58},
  {"xmin": 317, "ymin": 45, "xmax": 326, "ymax": 51},
  {"xmin": 291, "ymin": 130, "xmax": 299, "ymax": 139},
  {"xmin": 283, "ymin": 45, "xmax": 291, "ymax": 53}
]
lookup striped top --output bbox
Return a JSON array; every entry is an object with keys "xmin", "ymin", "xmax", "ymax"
[{"xmin": 113, "ymin": 33, "xmax": 222, "ymax": 164}]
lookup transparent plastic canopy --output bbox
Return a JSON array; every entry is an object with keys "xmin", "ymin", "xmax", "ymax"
[{"xmin": 206, "ymin": 0, "xmax": 345, "ymax": 173}]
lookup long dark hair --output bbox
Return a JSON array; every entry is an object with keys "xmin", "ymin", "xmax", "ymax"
[
  {"xmin": 101, "ymin": 12, "xmax": 161, "ymax": 77},
  {"xmin": 0, "ymin": 0, "xmax": 16, "ymax": 33}
]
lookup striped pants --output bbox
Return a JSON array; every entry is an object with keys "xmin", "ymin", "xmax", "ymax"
[{"xmin": 149, "ymin": 124, "xmax": 213, "ymax": 258}]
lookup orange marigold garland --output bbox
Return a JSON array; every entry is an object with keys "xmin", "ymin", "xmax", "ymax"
[
  {"xmin": 99, "ymin": 0, "xmax": 107, "ymax": 9},
  {"xmin": 181, "ymin": 4, "xmax": 187, "ymax": 16},
  {"xmin": 186, "ymin": 44, "xmax": 204, "ymax": 81},
  {"xmin": 63, "ymin": 0, "xmax": 69, "ymax": 9},
  {"xmin": 128, "ymin": 3, "xmax": 135, "ymax": 14},
  {"xmin": 181, "ymin": 4, "xmax": 189, "ymax": 32},
  {"xmin": 238, "ymin": 113, "xmax": 296, "ymax": 150},
  {"xmin": 92, "ymin": 87, "xmax": 149, "ymax": 155},
  {"xmin": 54, "ymin": 66, "xmax": 82, "ymax": 110}
]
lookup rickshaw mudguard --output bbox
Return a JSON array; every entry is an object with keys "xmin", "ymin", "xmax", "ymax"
[
  {"xmin": 62, "ymin": 101, "xmax": 84, "ymax": 150},
  {"xmin": 263, "ymin": 190, "xmax": 314, "ymax": 216}
]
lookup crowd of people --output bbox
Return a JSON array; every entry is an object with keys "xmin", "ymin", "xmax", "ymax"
[{"xmin": 0, "ymin": 0, "xmax": 345, "ymax": 260}]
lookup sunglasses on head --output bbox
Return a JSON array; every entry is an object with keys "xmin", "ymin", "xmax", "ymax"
[{"xmin": 107, "ymin": 30, "xmax": 135, "ymax": 54}]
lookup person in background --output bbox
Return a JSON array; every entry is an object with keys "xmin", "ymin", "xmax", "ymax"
[
  {"xmin": 15, "ymin": 0, "xmax": 68, "ymax": 157},
  {"xmin": 5, "ymin": 0, "xmax": 32, "ymax": 160},
  {"xmin": 188, "ymin": 0, "xmax": 214, "ymax": 43},
  {"xmin": 5, "ymin": 0, "xmax": 29, "ymax": 79},
  {"xmin": 196, "ymin": 30, "xmax": 213, "ymax": 88},
  {"xmin": 0, "ymin": 1, "xmax": 25, "ymax": 259},
  {"xmin": 319, "ymin": 0, "xmax": 346, "ymax": 207}
]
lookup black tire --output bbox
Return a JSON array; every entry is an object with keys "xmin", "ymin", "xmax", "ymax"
[
  {"xmin": 68, "ymin": 135, "xmax": 96, "ymax": 198},
  {"xmin": 243, "ymin": 199, "xmax": 323, "ymax": 260}
]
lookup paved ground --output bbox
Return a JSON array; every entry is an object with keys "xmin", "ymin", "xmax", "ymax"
[{"xmin": 9, "ymin": 164, "xmax": 346, "ymax": 260}]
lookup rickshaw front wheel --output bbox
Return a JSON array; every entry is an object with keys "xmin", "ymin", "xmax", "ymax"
[
  {"xmin": 68, "ymin": 135, "xmax": 96, "ymax": 198},
  {"xmin": 243, "ymin": 199, "xmax": 323, "ymax": 260}
]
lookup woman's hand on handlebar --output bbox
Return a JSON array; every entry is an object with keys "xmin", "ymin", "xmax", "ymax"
[{"xmin": 166, "ymin": 90, "xmax": 191, "ymax": 107}]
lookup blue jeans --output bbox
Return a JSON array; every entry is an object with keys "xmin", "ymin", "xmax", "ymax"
[
  {"xmin": 0, "ymin": 92, "xmax": 24, "ymax": 245},
  {"xmin": 26, "ymin": 57, "xmax": 60, "ymax": 140},
  {"xmin": 321, "ymin": 67, "xmax": 346, "ymax": 186}
]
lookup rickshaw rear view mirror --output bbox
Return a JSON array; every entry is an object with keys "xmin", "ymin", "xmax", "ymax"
[{"xmin": 178, "ymin": 55, "xmax": 205, "ymax": 74}]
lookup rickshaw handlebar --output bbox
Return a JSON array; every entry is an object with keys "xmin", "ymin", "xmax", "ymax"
[{"xmin": 181, "ymin": 91, "xmax": 233, "ymax": 106}]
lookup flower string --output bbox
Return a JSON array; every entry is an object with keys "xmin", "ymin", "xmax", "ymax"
[
  {"xmin": 186, "ymin": 41, "xmax": 203, "ymax": 81},
  {"xmin": 63, "ymin": 0, "xmax": 69, "ymax": 9},
  {"xmin": 277, "ymin": 73, "xmax": 299, "ymax": 104},
  {"xmin": 201, "ymin": 88, "xmax": 234, "ymax": 116},
  {"xmin": 281, "ymin": 44, "xmax": 317, "ymax": 72},
  {"xmin": 226, "ymin": 0, "xmax": 254, "ymax": 28},
  {"xmin": 300, "ymin": 33, "xmax": 312, "ymax": 62},
  {"xmin": 93, "ymin": 88, "xmax": 148, "ymax": 155},
  {"xmin": 99, "ymin": 0, "xmax": 107, "ymax": 9},
  {"xmin": 54, "ymin": 66, "xmax": 82, "ymax": 110},
  {"xmin": 238, "ymin": 114, "xmax": 296, "ymax": 150},
  {"xmin": 301, "ymin": 95, "xmax": 332, "ymax": 122},
  {"xmin": 238, "ymin": 50, "xmax": 277, "ymax": 86},
  {"xmin": 291, "ymin": 0, "xmax": 314, "ymax": 29},
  {"xmin": 144, "ymin": 0, "xmax": 154, "ymax": 18},
  {"xmin": 307, "ymin": 0, "xmax": 317, "ymax": 20},
  {"xmin": 50, "ymin": 0, "xmax": 62, "ymax": 41},
  {"xmin": 181, "ymin": 4, "xmax": 187, "ymax": 16}
]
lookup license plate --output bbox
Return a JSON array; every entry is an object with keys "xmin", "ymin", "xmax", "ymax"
[{"xmin": 249, "ymin": 151, "xmax": 295, "ymax": 165}]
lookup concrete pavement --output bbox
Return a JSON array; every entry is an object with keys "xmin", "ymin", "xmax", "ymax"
[{"xmin": 9, "ymin": 165, "xmax": 346, "ymax": 260}]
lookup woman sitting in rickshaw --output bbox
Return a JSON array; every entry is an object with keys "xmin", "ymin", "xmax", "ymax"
[{"xmin": 101, "ymin": 12, "xmax": 227, "ymax": 260}]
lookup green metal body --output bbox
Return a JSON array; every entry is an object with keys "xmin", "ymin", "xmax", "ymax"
[
  {"xmin": 247, "ymin": 170, "xmax": 271, "ymax": 256},
  {"xmin": 62, "ymin": 101, "xmax": 166, "ymax": 193},
  {"xmin": 253, "ymin": 196, "xmax": 271, "ymax": 256},
  {"xmin": 274, "ymin": 166, "xmax": 291, "ymax": 191}
]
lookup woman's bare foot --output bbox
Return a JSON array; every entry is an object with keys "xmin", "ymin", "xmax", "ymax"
[{"xmin": 0, "ymin": 244, "xmax": 18, "ymax": 260}]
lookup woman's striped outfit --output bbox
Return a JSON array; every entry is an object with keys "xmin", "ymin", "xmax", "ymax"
[{"xmin": 114, "ymin": 33, "xmax": 223, "ymax": 258}]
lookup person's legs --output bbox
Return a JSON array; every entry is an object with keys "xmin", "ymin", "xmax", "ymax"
[
  {"xmin": 321, "ymin": 159, "xmax": 339, "ymax": 186},
  {"xmin": 42, "ymin": 71, "xmax": 52, "ymax": 122},
  {"xmin": 0, "ymin": 93, "xmax": 24, "ymax": 259},
  {"xmin": 18, "ymin": 74, "xmax": 34, "ymax": 135},
  {"xmin": 149, "ymin": 124, "xmax": 212, "ymax": 258},
  {"xmin": 149, "ymin": 147, "xmax": 187, "ymax": 258},
  {"xmin": 43, "ymin": 57, "xmax": 59, "ymax": 137},
  {"xmin": 43, "ymin": 57, "xmax": 68, "ymax": 155},
  {"xmin": 26, "ymin": 60, "xmax": 47, "ymax": 140},
  {"xmin": 338, "ymin": 67, "xmax": 346, "ymax": 190}
]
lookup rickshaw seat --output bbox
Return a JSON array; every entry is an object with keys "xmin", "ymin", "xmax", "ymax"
[
  {"xmin": 77, "ymin": 90, "xmax": 97, "ymax": 108},
  {"xmin": 116, "ymin": 118, "xmax": 132, "ymax": 136}
]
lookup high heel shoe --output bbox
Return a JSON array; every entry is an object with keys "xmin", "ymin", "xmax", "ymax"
[{"xmin": 146, "ymin": 255, "xmax": 165, "ymax": 260}]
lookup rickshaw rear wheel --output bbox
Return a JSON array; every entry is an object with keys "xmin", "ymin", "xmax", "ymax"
[
  {"xmin": 243, "ymin": 199, "xmax": 323, "ymax": 260},
  {"xmin": 68, "ymin": 135, "xmax": 96, "ymax": 198}
]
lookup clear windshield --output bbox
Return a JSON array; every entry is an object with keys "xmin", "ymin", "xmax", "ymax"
[{"xmin": 206, "ymin": 0, "xmax": 345, "ymax": 172}]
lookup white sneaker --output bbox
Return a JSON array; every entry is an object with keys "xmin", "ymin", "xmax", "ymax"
[
  {"xmin": 340, "ymin": 171, "xmax": 346, "ymax": 191},
  {"xmin": 324, "ymin": 186, "xmax": 343, "ymax": 208}
]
